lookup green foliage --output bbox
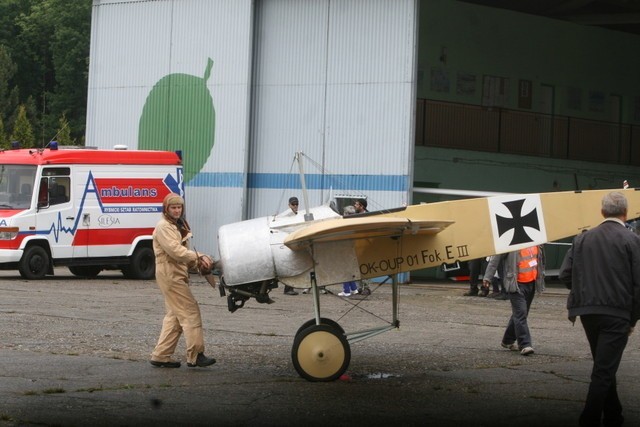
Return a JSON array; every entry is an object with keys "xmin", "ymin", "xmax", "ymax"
[
  {"xmin": 0, "ymin": 1, "xmax": 35, "ymax": 49},
  {"xmin": 55, "ymin": 113, "xmax": 74, "ymax": 146},
  {"xmin": 0, "ymin": 1, "xmax": 90, "ymax": 146},
  {"xmin": 0, "ymin": 44, "xmax": 17, "ymax": 119},
  {"xmin": 0, "ymin": 117, "xmax": 7, "ymax": 149},
  {"xmin": 10, "ymin": 104, "xmax": 35, "ymax": 148}
]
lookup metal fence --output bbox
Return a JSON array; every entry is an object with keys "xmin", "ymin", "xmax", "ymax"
[{"xmin": 416, "ymin": 99, "xmax": 640, "ymax": 165}]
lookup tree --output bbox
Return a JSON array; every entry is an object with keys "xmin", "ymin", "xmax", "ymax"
[
  {"xmin": 14, "ymin": 0, "xmax": 91, "ymax": 146},
  {"xmin": 10, "ymin": 104, "xmax": 35, "ymax": 148},
  {"xmin": 48, "ymin": 0, "xmax": 91, "ymax": 144},
  {"xmin": 0, "ymin": 117, "xmax": 7, "ymax": 149},
  {"xmin": 0, "ymin": 1, "xmax": 92, "ymax": 145},
  {"xmin": 0, "ymin": 44, "xmax": 18, "ymax": 121},
  {"xmin": 55, "ymin": 113, "xmax": 74, "ymax": 146},
  {"xmin": 0, "ymin": 0, "xmax": 42, "ymax": 136},
  {"xmin": 13, "ymin": 1, "xmax": 55, "ymax": 144},
  {"xmin": 0, "ymin": 1, "xmax": 36, "ymax": 45}
]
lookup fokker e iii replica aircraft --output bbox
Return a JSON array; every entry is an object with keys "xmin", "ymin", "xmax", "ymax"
[{"xmin": 216, "ymin": 186, "xmax": 640, "ymax": 381}]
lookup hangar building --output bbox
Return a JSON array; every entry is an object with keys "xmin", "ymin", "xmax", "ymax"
[{"xmin": 87, "ymin": 0, "xmax": 640, "ymax": 264}]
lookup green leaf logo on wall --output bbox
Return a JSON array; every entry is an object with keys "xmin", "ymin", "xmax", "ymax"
[{"xmin": 138, "ymin": 58, "xmax": 215, "ymax": 184}]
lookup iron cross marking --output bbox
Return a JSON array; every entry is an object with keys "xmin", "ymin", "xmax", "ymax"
[{"xmin": 496, "ymin": 199, "xmax": 540, "ymax": 245}]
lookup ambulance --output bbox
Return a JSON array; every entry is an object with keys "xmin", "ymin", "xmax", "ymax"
[{"xmin": 0, "ymin": 144, "xmax": 183, "ymax": 279}]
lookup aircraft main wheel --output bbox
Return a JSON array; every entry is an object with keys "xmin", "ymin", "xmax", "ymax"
[
  {"xmin": 291, "ymin": 324, "xmax": 350, "ymax": 382},
  {"xmin": 296, "ymin": 318, "xmax": 345, "ymax": 337}
]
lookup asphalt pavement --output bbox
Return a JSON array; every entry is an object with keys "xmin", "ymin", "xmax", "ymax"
[{"xmin": 1, "ymin": 269, "xmax": 639, "ymax": 426}]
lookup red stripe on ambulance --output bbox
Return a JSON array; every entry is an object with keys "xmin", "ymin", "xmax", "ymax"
[{"xmin": 72, "ymin": 228, "xmax": 156, "ymax": 246}]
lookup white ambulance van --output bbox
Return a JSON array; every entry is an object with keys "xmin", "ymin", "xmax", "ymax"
[{"xmin": 0, "ymin": 145, "xmax": 183, "ymax": 279}]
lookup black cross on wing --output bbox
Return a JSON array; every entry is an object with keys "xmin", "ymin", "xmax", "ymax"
[{"xmin": 495, "ymin": 199, "xmax": 540, "ymax": 246}]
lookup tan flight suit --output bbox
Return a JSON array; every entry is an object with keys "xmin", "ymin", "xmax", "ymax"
[{"xmin": 150, "ymin": 216, "xmax": 204, "ymax": 365}]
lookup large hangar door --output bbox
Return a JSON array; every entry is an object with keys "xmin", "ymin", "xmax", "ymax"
[{"xmin": 248, "ymin": 0, "xmax": 419, "ymax": 218}]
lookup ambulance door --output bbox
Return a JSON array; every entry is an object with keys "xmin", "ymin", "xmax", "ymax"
[{"xmin": 38, "ymin": 168, "xmax": 79, "ymax": 259}]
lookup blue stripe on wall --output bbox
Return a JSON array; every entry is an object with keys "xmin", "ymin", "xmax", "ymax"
[
  {"xmin": 189, "ymin": 172, "xmax": 245, "ymax": 187},
  {"xmin": 189, "ymin": 172, "xmax": 408, "ymax": 192}
]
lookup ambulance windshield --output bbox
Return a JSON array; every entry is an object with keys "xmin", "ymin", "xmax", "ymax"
[{"xmin": 0, "ymin": 165, "xmax": 37, "ymax": 209}]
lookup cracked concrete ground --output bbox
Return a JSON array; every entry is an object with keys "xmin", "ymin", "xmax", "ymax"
[{"xmin": 0, "ymin": 269, "xmax": 639, "ymax": 426}]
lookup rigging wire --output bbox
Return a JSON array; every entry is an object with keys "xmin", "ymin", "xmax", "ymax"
[
  {"xmin": 271, "ymin": 154, "xmax": 298, "ymax": 219},
  {"xmin": 335, "ymin": 275, "xmax": 397, "ymax": 325},
  {"xmin": 298, "ymin": 152, "xmax": 387, "ymax": 213}
]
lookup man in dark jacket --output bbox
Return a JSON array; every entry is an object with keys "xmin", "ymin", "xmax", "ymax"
[{"xmin": 559, "ymin": 191, "xmax": 640, "ymax": 427}]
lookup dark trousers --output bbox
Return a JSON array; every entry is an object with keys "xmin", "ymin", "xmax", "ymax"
[
  {"xmin": 503, "ymin": 281, "xmax": 535, "ymax": 348},
  {"xmin": 579, "ymin": 314, "xmax": 629, "ymax": 427},
  {"xmin": 468, "ymin": 258, "xmax": 487, "ymax": 291}
]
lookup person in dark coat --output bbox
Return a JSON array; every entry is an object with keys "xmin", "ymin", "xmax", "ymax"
[{"xmin": 559, "ymin": 191, "xmax": 640, "ymax": 427}]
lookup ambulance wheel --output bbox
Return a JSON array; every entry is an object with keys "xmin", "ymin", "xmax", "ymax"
[
  {"xmin": 125, "ymin": 246, "xmax": 155, "ymax": 280},
  {"xmin": 291, "ymin": 324, "xmax": 350, "ymax": 382},
  {"xmin": 296, "ymin": 318, "xmax": 345, "ymax": 337},
  {"xmin": 68, "ymin": 266, "xmax": 102, "ymax": 278},
  {"xmin": 18, "ymin": 245, "xmax": 50, "ymax": 280}
]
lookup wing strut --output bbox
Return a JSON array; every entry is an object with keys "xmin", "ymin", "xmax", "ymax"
[
  {"xmin": 310, "ymin": 271, "xmax": 322, "ymax": 325},
  {"xmin": 295, "ymin": 152, "xmax": 314, "ymax": 221}
]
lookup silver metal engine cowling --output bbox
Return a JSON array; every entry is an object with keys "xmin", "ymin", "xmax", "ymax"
[
  {"xmin": 217, "ymin": 218, "xmax": 313, "ymax": 287},
  {"xmin": 217, "ymin": 205, "xmax": 342, "ymax": 287}
]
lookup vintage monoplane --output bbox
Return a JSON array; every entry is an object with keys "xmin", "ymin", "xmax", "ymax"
[{"xmin": 216, "ymin": 164, "xmax": 640, "ymax": 381}]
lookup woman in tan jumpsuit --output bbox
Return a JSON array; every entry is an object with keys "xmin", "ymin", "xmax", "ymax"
[{"xmin": 149, "ymin": 193, "xmax": 215, "ymax": 368}]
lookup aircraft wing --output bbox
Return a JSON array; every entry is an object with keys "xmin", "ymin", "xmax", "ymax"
[
  {"xmin": 220, "ymin": 187, "xmax": 640, "ymax": 287},
  {"xmin": 284, "ymin": 216, "xmax": 454, "ymax": 250},
  {"xmin": 282, "ymin": 188, "xmax": 640, "ymax": 281}
]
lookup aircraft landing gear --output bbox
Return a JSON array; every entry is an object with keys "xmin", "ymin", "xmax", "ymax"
[
  {"xmin": 295, "ymin": 318, "xmax": 345, "ymax": 336},
  {"xmin": 291, "ymin": 324, "xmax": 350, "ymax": 382},
  {"xmin": 219, "ymin": 278, "xmax": 277, "ymax": 313}
]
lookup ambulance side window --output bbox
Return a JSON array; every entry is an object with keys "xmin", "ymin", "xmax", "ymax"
[
  {"xmin": 41, "ymin": 168, "xmax": 70, "ymax": 206},
  {"xmin": 37, "ymin": 177, "xmax": 49, "ymax": 207}
]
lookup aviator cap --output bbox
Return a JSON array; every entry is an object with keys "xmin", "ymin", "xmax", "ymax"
[{"xmin": 163, "ymin": 193, "xmax": 184, "ymax": 209}]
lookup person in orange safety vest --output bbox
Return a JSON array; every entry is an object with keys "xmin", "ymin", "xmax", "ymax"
[{"xmin": 483, "ymin": 245, "xmax": 545, "ymax": 356}]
